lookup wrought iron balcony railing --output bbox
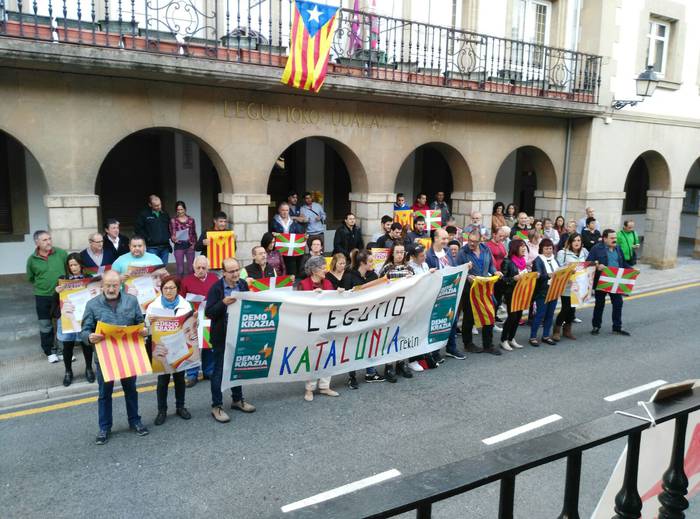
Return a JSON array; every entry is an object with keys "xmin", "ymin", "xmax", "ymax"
[{"xmin": 0, "ymin": 0, "xmax": 602, "ymax": 104}]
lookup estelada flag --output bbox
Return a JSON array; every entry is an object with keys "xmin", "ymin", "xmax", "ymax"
[
  {"xmin": 249, "ymin": 276, "xmax": 294, "ymax": 292},
  {"xmin": 510, "ymin": 271, "xmax": 538, "ymax": 312},
  {"xmin": 413, "ymin": 209, "xmax": 442, "ymax": 230},
  {"xmin": 281, "ymin": 0, "xmax": 339, "ymax": 93},
  {"xmin": 596, "ymin": 266, "xmax": 640, "ymax": 295},
  {"xmin": 545, "ymin": 263, "xmax": 577, "ymax": 303},
  {"xmin": 393, "ymin": 210, "xmax": 413, "ymax": 228},
  {"xmin": 206, "ymin": 230, "xmax": 235, "ymax": 269},
  {"xmin": 275, "ymin": 233, "xmax": 306, "ymax": 256},
  {"xmin": 469, "ymin": 275, "xmax": 499, "ymax": 328},
  {"xmin": 94, "ymin": 321, "xmax": 151, "ymax": 383}
]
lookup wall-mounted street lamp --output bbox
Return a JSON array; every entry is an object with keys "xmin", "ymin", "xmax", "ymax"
[{"xmin": 611, "ymin": 65, "xmax": 660, "ymax": 110}]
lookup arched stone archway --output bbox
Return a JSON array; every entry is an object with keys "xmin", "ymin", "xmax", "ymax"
[
  {"xmin": 681, "ymin": 157, "xmax": 700, "ymax": 259},
  {"xmin": 94, "ymin": 129, "xmax": 229, "ymax": 246},
  {"xmin": 621, "ymin": 150, "xmax": 680, "ymax": 268},
  {"xmin": 493, "ymin": 145, "xmax": 558, "ymax": 220},
  {"xmin": 0, "ymin": 130, "xmax": 50, "ymax": 274}
]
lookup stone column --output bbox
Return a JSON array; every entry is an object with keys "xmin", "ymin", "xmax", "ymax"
[
  {"xmin": 534, "ymin": 190, "xmax": 563, "ymax": 221},
  {"xmin": 642, "ymin": 190, "xmax": 685, "ymax": 269},
  {"xmin": 349, "ymin": 192, "xmax": 394, "ymax": 245},
  {"xmin": 44, "ymin": 194, "xmax": 100, "ymax": 251},
  {"xmin": 564, "ymin": 192, "xmax": 625, "ymax": 231},
  {"xmin": 451, "ymin": 191, "xmax": 496, "ymax": 230},
  {"xmin": 218, "ymin": 193, "xmax": 270, "ymax": 263},
  {"xmin": 694, "ymin": 207, "xmax": 700, "ymax": 259}
]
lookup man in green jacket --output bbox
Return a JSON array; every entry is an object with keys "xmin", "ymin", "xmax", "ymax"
[
  {"xmin": 618, "ymin": 220, "xmax": 641, "ymax": 266},
  {"xmin": 26, "ymin": 230, "xmax": 67, "ymax": 363}
]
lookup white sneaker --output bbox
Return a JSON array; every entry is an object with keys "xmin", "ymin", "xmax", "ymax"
[
  {"xmin": 47, "ymin": 354, "xmax": 59, "ymax": 363},
  {"xmin": 494, "ymin": 325, "xmax": 503, "ymax": 332},
  {"xmin": 472, "ymin": 327, "xmax": 479, "ymax": 335},
  {"xmin": 500, "ymin": 340, "xmax": 513, "ymax": 351},
  {"xmin": 71, "ymin": 355, "xmax": 76, "ymax": 361},
  {"xmin": 408, "ymin": 361, "xmax": 424, "ymax": 372},
  {"xmin": 573, "ymin": 318, "xmax": 582, "ymax": 323},
  {"xmin": 509, "ymin": 339, "xmax": 524, "ymax": 349}
]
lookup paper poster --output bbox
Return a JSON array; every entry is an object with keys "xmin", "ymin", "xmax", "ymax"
[
  {"xmin": 185, "ymin": 293, "xmax": 211, "ymax": 350},
  {"xmin": 124, "ymin": 265, "xmax": 161, "ymax": 313},
  {"xmin": 175, "ymin": 228, "xmax": 190, "ymax": 242},
  {"xmin": 571, "ymin": 264, "xmax": 596, "ymax": 307},
  {"xmin": 150, "ymin": 311, "xmax": 201, "ymax": 373},
  {"xmin": 369, "ymin": 248, "xmax": 390, "ymax": 275},
  {"xmin": 58, "ymin": 278, "xmax": 102, "ymax": 333},
  {"xmin": 94, "ymin": 321, "xmax": 151, "ymax": 382}
]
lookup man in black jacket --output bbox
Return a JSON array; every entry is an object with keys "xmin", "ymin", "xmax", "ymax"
[
  {"xmin": 134, "ymin": 195, "xmax": 171, "ymax": 266},
  {"xmin": 103, "ymin": 218, "xmax": 130, "ymax": 259},
  {"xmin": 195, "ymin": 211, "xmax": 231, "ymax": 259},
  {"xmin": 245, "ymin": 246, "xmax": 277, "ymax": 280},
  {"xmin": 205, "ymin": 257, "xmax": 256, "ymax": 423},
  {"xmin": 332, "ymin": 212, "xmax": 364, "ymax": 258}
]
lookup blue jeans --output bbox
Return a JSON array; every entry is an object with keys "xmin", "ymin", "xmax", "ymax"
[
  {"xmin": 95, "ymin": 360, "xmax": 140, "ymax": 432},
  {"xmin": 445, "ymin": 320, "xmax": 458, "ymax": 353},
  {"xmin": 186, "ymin": 349, "xmax": 215, "ymax": 380},
  {"xmin": 592, "ymin": 290, "xmax": 623, "ymax": 330},
  {"xmin": 147, "ymin": 247, "xmax": 170, "ymax": 266},
  {"xmin": 210, "ymin": 346, "xmax": 242, "ymax": 408},
  {"xmin": 530, "ymin": 295, "xmax": 557, "ymax": 339}
]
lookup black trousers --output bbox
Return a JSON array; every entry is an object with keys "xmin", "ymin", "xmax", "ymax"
[
  {"xmin": 156, "ymin": 371, "xmax": 186, "ymax": 411},
  {"xmin": 283, "ymin": 256, "xmax": 304, "ymax": 277},
  {"xmin": 62, "ymin": 341, "xmax": 93, "ymax": 371},
  {"xmin": 462, "ymin": 292, "xmax": 494, "ymax": 348},
  {"xmin": 555, "ymin": 296, "xmax": 576, "ymax": 326},
  {"xmin": 501, "ymin": 293, "xmax": 522, "ymax": 342}
]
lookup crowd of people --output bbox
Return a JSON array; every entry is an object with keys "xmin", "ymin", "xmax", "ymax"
[{"xmin": 24, "ymin": 191, "xmax": 638, "ymax": 445}]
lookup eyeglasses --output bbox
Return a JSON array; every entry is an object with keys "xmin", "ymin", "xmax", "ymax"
[
  {"xmin": 90, "ymin": 240, "xmax": 103, "ymax": 243},
  {"xmin": 224, "ymin": 268, "xmax": 240, "ymax": 274},
  {"xmin": 162, "ymin": 285, "xmax": 178, "ymax": 290}
]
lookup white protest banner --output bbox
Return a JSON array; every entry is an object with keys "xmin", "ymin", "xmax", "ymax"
[
  {"xmin": 593, "ymin": 410, "xmax": 700, "ymax": 518},
  {"xmin": 221, "ymin": 264, "xmax": 468, "ymax": 389}
]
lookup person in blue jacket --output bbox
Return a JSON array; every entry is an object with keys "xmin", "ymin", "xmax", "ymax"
[{"xmin": 587, "ymin": 229, "xmax": 631, "ymax": 336}]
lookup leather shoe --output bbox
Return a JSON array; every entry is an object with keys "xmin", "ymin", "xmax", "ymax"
[
  {"xmin": 154, "ymin": 410, "xmax": 167, "ymax": 426},
  {"xmin": 176, "ymin": 407, "xmax": 191, "ymax": 420},
  {"xmin": 231, "ymin": 400, "xmax": 256, "ymax": 413},
  {"xmin": 85, "ymin": 367, "xmax": 95, "ymax": 383},
  {"xmin": 542, "ymin": 337, "xmax": 556, "ymax": 346},
  {"xmin": 591, "ymin": 327, "xmax": 600, "ymax": 335},
  {"xmin": 396, "ymin": 362, "xmax": 413, "ymax": 378},
  {"xmin": 483, "ymin": 347, "xmax": 502, "ymax": 356},
  {"xmin": 465, "ymin": 343, "xmax": 484, "ymax": 353},
  {"xmin": 613, "ymin": 329, "xmax": 631, "ymax": 336},
  {"xmin": 63, "ymin": 371, "xmax": 73, "ymax": 387},
  {"xmin": 384, "ymin": 369, "xmax": 397, "ymax": 383}
]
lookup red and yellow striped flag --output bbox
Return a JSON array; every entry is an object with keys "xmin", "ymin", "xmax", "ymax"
[
  {"xmin": 393, "ymin": 210, "xmax": 413, "ymax": 228},
  {"xmin": 510, "ymin": 271, "xmax": 538, "ymax": 312},
  {"xmin": 94, "ymin": 321, "xmax": 151, "ymax": 383},
  {"xmin": 281, "ymin": 1, "xmax": 339, "ymax": 93},
  {"xmin": 206, "ymin": 230, "xmax": 235, "ymax": 269},
  {"xmin": 469, "ymin": 275, "xmax": 499, "ymax": 328},
  {"xmin": 545, "ymin": 263, "xmax": 577, "ymax": 303}
]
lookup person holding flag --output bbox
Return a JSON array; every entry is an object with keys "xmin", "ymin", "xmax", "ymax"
[
  {"xmin": 244, "ymin": 245, "xmax": 277, "ymax": 281},
  {"xmin": 271, "ymin": 202, "xmax": 305, "ymax": 276},
  {"xmin": 332, "ymin": 212, "xmax": 363, "ymax": 259},
  {"xmin": 509, "ymin": 212, "xmax": 531, "ymax": 240},
  {"xmin": 553, "ymin": 233, "xmax": 588, "ymax": 341},
  {"xmin": 82, "ymin": 270, "xmax": 149, "ymax": 445},
  {"xmin": 499, "ymin": 239, "xmax": 534, "ymax": 350},
  {"xmin": 587, "ymin": 229, "xmax": 631, "ymax": 336},
  {"xmin": 529, "ymin": 239, "xmax": 560, "ymax": 347},
  {"xmin": 457, "ymin": 230, "xmax": 500, "ymax": 355},
  {"xmin": 430, "ymin": 191, "xmax": 451, "ymax": 226},
  {"xmin": 261, "ymin": 232, "xmax": 287, "ymax": 277},
  {"xmin": 194, "ymin": 211, "xmax": 231, "ymax": 262}
]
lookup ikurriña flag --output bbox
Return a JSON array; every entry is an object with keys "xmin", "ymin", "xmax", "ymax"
[
  {"xmin": 545, "ymin": 263, "xmax": 577, "ymax": 303},
  {"xmin": 274, "ymin": 233, "xmax": 306, "ymax": 256},
  {"xmin": 469, "ymin": 275, "xmax": 499, "ymax": 328},
  {"xmin": 94, "ymin": 321, "xmax": 152, "ymax": 383},
  {"xmin": 596, "ymin": 266, "xmax": 640, "ymax": 295},
  {"xmin": 281, "ymin": 0, "xmax": 339, "ymax": 93},
  {"xmin": 206, "ymin": 230, "xmax": 235, "ymax": 269},
  {"xmin": 510, "ymin": 271, "xmax": 538, "ymax": 312},
  {"xmin": 249, "ymin": 276, "xmax": 294, "ymax": 292},
  {"xmin": 413, "ymin": 209, "xmax": 442, "ymax": 230}
]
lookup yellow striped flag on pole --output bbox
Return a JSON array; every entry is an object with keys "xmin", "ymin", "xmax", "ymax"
[
  {"xmin": 469, "ymin": 276, "xmax": 499, "ymax": 328},
  {"xmin": 281, "ymin": 1, "xmax": 339, "ymax": 93},
  {"xmin": 510, "ymin": 271, "xmax": 538, "ymax": 312},
  {"xmin": 94, "ymin": 321, "xmax": 152, "ymax": 382}
]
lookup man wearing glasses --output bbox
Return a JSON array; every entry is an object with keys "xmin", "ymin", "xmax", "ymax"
[
  {"xmin": 80, "ymin": 232, "xmax": 115, "ymax": 271},
  {"xmin": 205, "ymin": 257, "xmax": 257, "ymax": 423}
]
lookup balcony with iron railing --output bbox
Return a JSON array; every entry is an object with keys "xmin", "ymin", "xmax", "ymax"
[{"xmin": 0, "ymin": 0, "xmax": 602, "ymax": 106}]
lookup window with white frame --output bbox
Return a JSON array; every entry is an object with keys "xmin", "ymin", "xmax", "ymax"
[{"xmin": 646, "ymin": 18, "xmax": 670, "ymax": 76}]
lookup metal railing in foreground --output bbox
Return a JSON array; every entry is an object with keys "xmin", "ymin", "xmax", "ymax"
[
  {"xmin": 0, "ymin": 0, "xmax": 601, "ymax": 104},
  {"xmin": 282, "ymin": 388, "xmax": 700, "ymax": 518}
]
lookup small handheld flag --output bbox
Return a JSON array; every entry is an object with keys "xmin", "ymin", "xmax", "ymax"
[
  {"xmin": 413, "ymin": 209, "xmax": 442, "ymax": 230},
  {"xmin": 281, "ymin": 0, "xmax": 339, "ymax": 93},
  {"xmin": 545, "ymin": 263, "xmax": 577, "ymax": 303},
  {"xmin": 469, "ymin": 276, "xmax": 499, "ymax": 328},
  {"xmin": 596, "ymin": 266, "xmax": 640, "ymax": 295},
  {"xmin": 94, "ymin": 322, "xmax": 152, "ymax": 383},
  {"xmin": 510, "ymin": 271, "xmax": 538, "ymax": 312},
  {"xmin": 274, "ymin": 233, "xmax": 306, "ymax": 257},
  {"xmin": 206, "ymin": 231, "xmax": 235, "ymax": 269},
  {"xmin": 249, "ymin": 276, "xmax": 295, "ymax": 292},
  {"xmin": 393, "ymin": 210, "xmax": 413, "ymax": 228}
]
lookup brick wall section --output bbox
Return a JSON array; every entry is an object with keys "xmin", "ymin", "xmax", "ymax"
[
  {"xmin": 451, "ymin": 191, "xmax": 496, "ymax": 230},
  {"xmin": 642, "ymin": 191, "xmax": 685, "ymax": 269},
  {"xmin": 44, "ymin": 194, "xmax": 99, "ymax": 251},
  {"xmin": 349, "ymin": 192, "xmax": 394, "ymax": 245}
]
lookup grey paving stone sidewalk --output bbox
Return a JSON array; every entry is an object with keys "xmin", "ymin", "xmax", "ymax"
[{"xmin": 1, "ymin": 250, "xmax": 699, "ymax": 407}]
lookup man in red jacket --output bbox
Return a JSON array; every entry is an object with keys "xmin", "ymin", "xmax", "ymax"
[{"xmin": 180, "ymin": 255, "xmax": 219, "ymax": 387}]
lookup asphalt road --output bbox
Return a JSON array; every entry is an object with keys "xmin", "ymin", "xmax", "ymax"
[{"xmin": 1, "ymin": 285, "xmax": 699, "ymax": 519}]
